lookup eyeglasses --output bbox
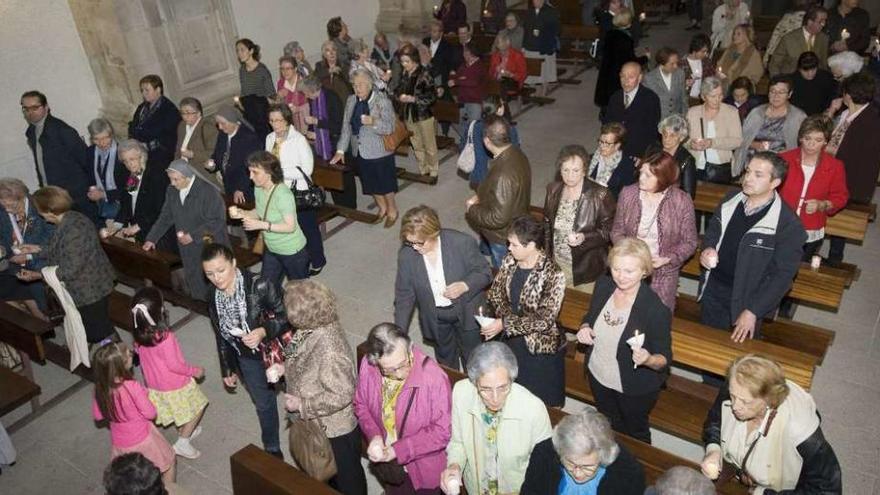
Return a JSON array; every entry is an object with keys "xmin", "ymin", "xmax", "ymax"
[
  {"xmin": 280, "ymin": 66, "xmax": 296, "ymax": 71},
  {"xmin": 403, "ymin": 239, "xmax": 427, "ymax": 248},
  {"xmin": 268, "ymin": 118, "xmax": 288, "ymax": 124},
  {"xmin": 180, "ymin": 110, "xmax": 199, "ymax": 116},
  {"xmin": 597, "ymin": 139, "xmax": 617, "ymax": 146},
  {"xmin": 477, "ymin": 383, "xmax": 511, "ymax": 398},
  {"xmin": 562, "ymin": 459, "xmax": 600, "ymax": 475},
  {"xmin": 21, "ymin": 104, "xmax": 43, "ymax": 113},
  {"xmin": 768, "ymin": 89, "xmax": 790, "ymax": 95},
  {"xmin": 380, "ymin": 353, "xmax": 413, "ymax": 375}
]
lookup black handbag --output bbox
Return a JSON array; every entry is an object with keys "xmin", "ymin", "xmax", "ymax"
[
  {"xmin": 704, "ymin": 162, "xmax": 732, "ymax": 184},
  {"xmin": 292, "ymin": 166, "xmax": 326, "ymax": 210},
  {"xmin": 370, "ymin": 389, "xmax": 416, "ymax": 487}
]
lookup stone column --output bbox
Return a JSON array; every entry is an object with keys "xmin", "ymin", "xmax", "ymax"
[
  {"xmin": 67, "ymin": 0, "xmax": 241, "ymax": 135},
  {"xmin": 377, "ymin": 0, "xmax": 440, "ymax": 35}
]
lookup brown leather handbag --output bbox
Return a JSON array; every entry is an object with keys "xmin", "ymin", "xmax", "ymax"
[
  {"xmin": 288, "ymin": 415, "xmax": 337, "ymax": 481},
  {"xmin": 383, "ymin": 118, "xmax": 412, "ymax": 152}
]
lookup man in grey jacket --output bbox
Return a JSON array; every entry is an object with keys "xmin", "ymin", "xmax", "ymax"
[
  {"xmin": 394, "ymin": 205, "xmax": 492, "ymax": 370},
  {"xmin": 698, "ymin": 152, "xmax": 806, "ymax": 343}
]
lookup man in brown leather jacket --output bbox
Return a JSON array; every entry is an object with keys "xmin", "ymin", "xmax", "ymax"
[{"xmin": 465, "ymin": 115, "xmax": 532, "ymax": 267}]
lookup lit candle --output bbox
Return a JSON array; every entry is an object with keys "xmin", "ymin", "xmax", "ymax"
[
  {"xmin": 233, "ymin": 96, "xmax": 240, "ymax": 104},
  {"xmin": 433, "ymin": 4, "xmax": 439, "ymax": 11},
  {"xmin": 639, "ymin": 12, "xmax": 646, "ymax": 21},
  {"xmin": 841, "ymin": 29, "xmax": 850, "ymax": 40},
  {"xmin": 483, "ymin": 9, "xmax": 489, "ymax": 16}
]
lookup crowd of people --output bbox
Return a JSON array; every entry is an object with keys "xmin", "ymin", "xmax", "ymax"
[{"xmin": 5, "ymin": 1, "xmax": 877, "ymax": 494}]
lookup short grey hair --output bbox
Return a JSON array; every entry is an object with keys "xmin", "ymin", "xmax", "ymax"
[
  {"xmin": 300, "ymin": 75, "xmax": 322, "ymax": 93},
  {"xmin": 700, "ymin": 76, "xmax": 723, "ymax": 98},
  {"xmin": 350, "ymin": 38, "xmax": 368, "ymax": 55},
  {"xmin": 552, "ymin": 408, "xmax": 620, "ymax": 466},
  {"xmin": 466, "ymin": 342, "xmax": 518, "ymax": 383},
  {"xmin": 351, "ymin": 68, "xmax": 375, "ymax": 87},
  {"xmin": 0, "ymin": 178, "xmax": 29, "ymax": 201},
  {"xmin": 365, "ymin": 323, "xmax": 411, "ymax": 365},
  {"xmin": 827, "ymin": 51, "xmax": 864, "ymax": 78},
  {"xmin": 658, "ymin": 114, "xmax": 689, "ymax": 141},
  {"xmin": 653, "ymin": 466, "xmax": 715, "ymax": 495},
  {"xmin": 87, "ymin": 118, "xmax": 114, "ymax": 138},
  {"xmin": 117, "ymin": 139, "xmax": 148, "ymax": 166}
]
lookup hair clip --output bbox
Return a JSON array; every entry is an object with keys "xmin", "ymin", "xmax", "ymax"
[{"xmin": 98, "ymin": 336, "xmax": 116, "ymax": 348}]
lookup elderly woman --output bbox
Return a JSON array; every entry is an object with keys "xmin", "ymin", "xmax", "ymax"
[
  {"xmin": 643, "ymin": 48, "xmax": 689, "ymax": 120},
  {"xmin": 490, "ymin": 32, "xmax": 528, "ymax": 103},
  {"xmin": 236, "ymin": 38, "xmax": 276, "ymax": 137},
  {"xmin": 647, "ymin": 466, "xmax": 715, "ymax": 495},
  {"xmin": 683, "ymin": 34, "xmax": 716, "ymax": 102},
  {"xmin": 543, "ymin": 145, "xmax": 616, "ymax": 292},
  {"xmin": 716, "ymin": 25, "xmax": 764, "ymax": 92},
  {"xmin": 611, "ymin": 153, "xmax": 698, "ymax": 312},
  {"xmin": 724, "ymin": 77, "xmax": 763, "ymax": 123},
  {"xmin": 395, "ymin": 44, "xmax": 439, "ymax": 183},
  {"xmin": 174, "ymin": 97, "xmax": 219, "ymax": 187},
  {"xmin": 283, "ymin": 41, "xmax": 312, "ymax": 77},
  {"xmin": 333, "ymin": 69, "xmax": 399, "ymax": 227},
  {"xmin": 276, "ymin": 55, "xmax": 311, "ymax": 134},
  {"xmin": 144, "ymin": 160, "xmax": 229, "ymax": 301},
  {"xmin": 85, "ymin": 118, "xmax": 126, "ymax": 223},
  {"xmin": 686, "ymin": 77, "xmax": 744, "ymax": 184},
  {"xmin": 594, "ymin": 9, "xmax": 646, "ymax": 109},
  {"xmin": 497, "ymin": 12, "xmax": 525, "ymax": 51},
  {"xmin": 18, "ymin": 186, "xmax": 115, "ymax": 343},
  {"xmin": 482, "ymin": 216, "xmax": 567, "ymax": 406},
  {"xmin": 349, "ymin": 39, "xmax": 388, "ymax": 93},
  {"xmin": 265, "ymin": 104, "xmax": 325, "ymax": 276},
  {"xmin": 824, "ymin": 51, "xmax": 865, "ymax": 117},
  {"xmin": 710, "ymin": 0, "xmax": 749, "ymax": 53},
  {"xmin": 577, "ymin": 237, "xmax": 672, "ymax": 443},
  {"xmin": 735, "ymin": 75, "xmax": 807, "ymax": 178},
  {"xmin": 315, "ymin": 40, "xmax": 353, "ymax": 106},
  {"xmin": 202, "ymin": 243, "xmax": 288, "ymax": 458},
  {"xmin": 440, "ymin": 342, "xmax": 552, "ymax": 495},
  {"xmin": 111, "ymin": 139, "xmax": 172, "ymax": 248},
  {"xmin": 701, "ymin": 355, "xmax": 842, "ymax": 493},
  {"xmin": 394, "ymin": 205, "xmax": 491, "ymax": 370},
  {"xmin": 209, "ymin": 106, "xmax": 260, "ymax": 205},
  {"xmin": 521, "ymin": 409, "xmax": 646, "ymax": 494},
  {"xmin": 653, "ymin": 114, "xmax": 697, "ymax": 198},
  {"xmin": 283, "ymin": 279, "xmax": 367, "ymax": 495},
  {"xmin": 589, "ymin": 123, "xmax": 636, "ymax": 199},
  {"xmin": 0, "ymin": 178, "xmax": 54, "ymax": 318},
  {"xmin": 354, "ymin": 323, "xmax": 451, "ymax": 494},
  {"xmin": 128, "ymin": 75, "xmax": 181, "ymax": 167}
]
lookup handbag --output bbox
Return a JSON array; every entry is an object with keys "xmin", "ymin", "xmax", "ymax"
[
  {"xmin": 292, "ymin": 166, "xmax": 326, "ymax": 210},
  {"xmin": 289, "ymin": 415, "xmax": 337, "ymax": 481},
  {"xmin": 383, "ymin": 117, "xmax": 412, "ymax": 152},
  {"xmin": 252, "ymin": 184, "xmax": 279, "ymax": 255},
  {"xmin": 370, "ymin": 389, "xmax": 416, "ymax": 487},
  {"xmin": 457, "ymin": 120, "xmax": 477, "ymax": 174}
]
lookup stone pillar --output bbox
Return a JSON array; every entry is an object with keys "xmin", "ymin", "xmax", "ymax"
[
  {"xmin": 67, "ymin": 0, "xmax": 241, "ymax": 135},
  {"xmin": 377, "ymin": 0, "xmax": 440, "ymax": 35}
]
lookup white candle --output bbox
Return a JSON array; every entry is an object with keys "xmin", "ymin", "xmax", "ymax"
[
  {"xmin": 841, "ymin": 29, "xmax": 850, "ymax": 40},
  {"xmin": 639, "ymin": 12, "xmax": 646, "ymax": 21}
]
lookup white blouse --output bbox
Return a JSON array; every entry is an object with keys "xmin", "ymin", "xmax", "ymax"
[{"xmin": 265, "ymin": 130, "xmax": 314, "ymax": 190}]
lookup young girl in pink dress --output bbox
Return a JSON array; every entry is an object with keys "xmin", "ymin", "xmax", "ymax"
[
  {"xmin": 92, "ymin": 340, "xmax": 176, "ymax": 485},
  {"xmin": 131, "ymin": 287, "xmax": 209, "ymax": 459}
]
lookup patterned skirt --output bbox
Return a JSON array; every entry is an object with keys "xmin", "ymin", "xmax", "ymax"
[{"xmin": 149, "ymin": 379, "xmax": 209, "ymax": 427}]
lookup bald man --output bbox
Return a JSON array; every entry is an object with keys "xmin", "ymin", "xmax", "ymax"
[{"xmin": 601, "ymin": 62, "xmax": 661, "ymax": 160}]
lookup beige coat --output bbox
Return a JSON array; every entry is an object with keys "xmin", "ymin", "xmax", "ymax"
[
  {"xmin": 285, "ymin": 323, "xmax": 358, "ymax": 438},
  {"xmin": 685, "ymin": 103, "xmax": 744, "ymax": 166},
  {"xmin": 769, "ymin": 28, "xmax": 829, "ymax": 77},
  {"xmin": 717, "ymin": 43, "xmax": 765, "ymax": 91}
]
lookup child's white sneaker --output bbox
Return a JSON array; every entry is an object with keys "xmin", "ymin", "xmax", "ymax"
[
  {"xmin": 189, "ymin": 426, "xmax": 202, "ymax": 441},
  {"xmin": 173, "ymin": 438, "xmax": 201, "ymax": 459}
]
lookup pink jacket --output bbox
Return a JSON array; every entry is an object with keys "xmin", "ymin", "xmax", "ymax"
[
  {"xmin": 354, "ymin": 346, "xmax": 451, "ymax": 490},
  {"xmin": 135, "ymin": 332, "xmax": 200, "ymax": 392},
  {"xmin": 92, "ymin": 380, "xmax": 157, "ymax": 448}
]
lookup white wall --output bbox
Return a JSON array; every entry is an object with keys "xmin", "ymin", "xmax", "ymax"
[
  {"xmin": 0, "ymin": 0, "xmax": 102, "ymax": 189},
  {"xmin": 229, "ymin": 0, "xmax": 382, "ymax": 83}
]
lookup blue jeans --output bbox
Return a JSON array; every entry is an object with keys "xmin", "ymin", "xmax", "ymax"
[
  {"xmin": 236, "ymin": 356, "xmax": 281, "ymax": 453},
  {"xmin": 489, "ymin": 242, "xmax": 508, "ymax": 268},
  {"xmin": 261, "ymin": 248, "xmax": 310, "ymax": 291}
]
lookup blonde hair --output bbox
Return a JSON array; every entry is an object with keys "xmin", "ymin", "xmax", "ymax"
[
  {"xmin": 727, "ymin": 354, "xmax": 790, "ymax": 408},
  {"xmin": 608, "ymin": 237, "xmax": 654, "ymax": 277},
  {"xmin": 612, "ymin": 8, "xmax": 633, "ymax": 28},
  {"xmin": 399, "ymin": 205, "xmax": 441, "ymax": 242}
]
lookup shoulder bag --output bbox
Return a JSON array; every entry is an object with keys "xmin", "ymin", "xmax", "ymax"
[
  {"xmin": 457, "ymin": 120, "xmax": 477, "ymax": 174},
  {"xmin": 289, "ymin": 414, "xmax": 337, "ymax": 481},
  {"xmin": 251, "ymin": 184, "xmax": 278, "ymax": 256},
  {"xmin": 292, "ymin": 166, "xmax": 325, "ymax": 210},
  {"xmin": 384, "ymin": 117, "xmax": 412, "ymax": 152}
]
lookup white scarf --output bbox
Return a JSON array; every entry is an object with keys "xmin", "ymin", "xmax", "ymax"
[
  {"xmin": 588, "ymin": 150, "xmax": 622, "ymax": 187},
  {"xmin": 41, "ymin": 266, "xmax": 89, "ymax": 370}
]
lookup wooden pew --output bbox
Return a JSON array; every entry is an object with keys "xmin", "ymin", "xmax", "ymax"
[
  {"xmin": 0, "ymin": 303, "xmax": 53, "ymax": 414},
  {"xmin": 558, "ymin": 24, "xmax": 600, "ymax": 66},
  {"xmin": 230, "ymin": 444, "xmax": 341, "ymax": 495},
  {"xmin": 313, "ymin": 160, "xmax": 382, "ymax": 223},
  {"xmin": 524, "ymin": 58, "xmax": 556, "ymax": 105},
  {"xmin": 0, "ymin": 365, "xmax": 41, "ymax": 418}
]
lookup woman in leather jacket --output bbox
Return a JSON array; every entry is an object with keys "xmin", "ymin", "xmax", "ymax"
[
  {"xmin": 543, "ymin": 145, "xmax": 616, "ymax": 292},
  {"xmin": 202, "ymin": 243, "xmax": 289, "ymax": 458},
  {"xmin": 701, "ymin": 355, "xmax": 841, "ymax": 494},
  {"xmin": 394, "ymin": 44, "xmax": 439, "ymax": 180},
  {"xmin": 651, "ymin": 114, "xmax": 697, "ymax": 199}
]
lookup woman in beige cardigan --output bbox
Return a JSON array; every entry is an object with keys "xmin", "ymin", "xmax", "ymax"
[
  {"xmin": 685, "ymin": 77, "xmax": 744, "ymax": 184},
  {"xmin": 716, "ymin": 25, "xmax": 765, "ymax": 93},
  {"xmin": 283, "ymin": 280, "xmax": 367, "ymax": 495},
  {"xmin": 175, "ymin": 97, "xmax": 221, "ymax": 189}
]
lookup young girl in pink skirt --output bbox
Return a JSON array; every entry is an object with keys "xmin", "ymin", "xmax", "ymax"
[
  {"xmin": 131, "ymin": 287, "xmax": 209, "ymax": 459},
  {"xmin": 92, "ymin": 340, "xmax": 176, "ymax": 485}
]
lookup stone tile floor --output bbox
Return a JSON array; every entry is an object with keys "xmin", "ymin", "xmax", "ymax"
[{"xmin": 3, "ymin": 13, "xmax": 880, "ymax": 495}]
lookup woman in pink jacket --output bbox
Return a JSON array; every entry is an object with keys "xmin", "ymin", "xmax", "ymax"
[
  {"xmin": 611, "ymin": 151, "xmax": 698, "ymax": 312},
  {"xmin": 354, "ymin": 323, "xmax": 452, "ymax": 494}
]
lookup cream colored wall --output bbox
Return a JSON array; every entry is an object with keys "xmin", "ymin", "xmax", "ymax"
[{"xmin": 0, "ymin": 0, "xmax": 103, "ymax": 189}]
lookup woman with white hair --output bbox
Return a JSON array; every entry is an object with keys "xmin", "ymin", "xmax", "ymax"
[
  {"xmin": 827, "ymin": 51, "xmax": 864, "ymax": 82},
  {"xmin": 645, "ymin": 466, "xmax": 714, "ymax": 495},
  {"xmin": 521, "ymin": 408, "xmax": 645, "ymax": 494},
  {"xmin": 654, "ymin": 114, "xmax": 696, "ymax": 199},
  {"xmin": 349, "ymin": 39, "xmax": 387, "ymax": 92},
  {"xmin": 439, "ymin": 342, "xmax": 552, "ymax": 495}
]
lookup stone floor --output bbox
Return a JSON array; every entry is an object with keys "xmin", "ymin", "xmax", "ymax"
[{"xmin": 3, "ymin": 12, "xmax": 880, "ymax": 495}]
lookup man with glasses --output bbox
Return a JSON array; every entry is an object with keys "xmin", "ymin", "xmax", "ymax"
[
  {"xmin": 394, "ymin": 205, "xmax": 491, "ymax": 370},
  {"xmin": 21, "ymin": 90, "xmax": 96, "ymax": 222},
  {"xmin": 769, "ymin": 5, "xmax": 830, "ymax": 77}
]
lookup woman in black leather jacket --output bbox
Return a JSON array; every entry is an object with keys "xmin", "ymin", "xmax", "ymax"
[
  {"xmin": 202, "ymin": 243, "xmax": 289, "ymax": 458},
  {"xmin": 648, "ymin": 114, "xmax": 697, "ymax": 199},
  {"xmin": 394, "ymin": 44, "xmax": 439, "ymax": 180},
  {"xmin": 701, "ymin": 355, "xmax": 841, "ymax": 494}
]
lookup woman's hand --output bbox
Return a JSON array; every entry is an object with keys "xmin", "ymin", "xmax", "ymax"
[
  {"xmin": 442, "ymin": 281, "xmax": 469, "ymax": 300},
  {"xmin": 826, "ymin": 97, "xmax": 843, "ymax": 116},
  {"xmin": 360, "ymin": 115, "xmax": 374, "ymax": 126},
  {"xmin": 223, "ymin": 373, "xmax": 238, "ymax": 388},
  {"xmin": 480, "ymin": 318, "xmax": 504, "ymax": 340},
  {"xmin": 284, "ymin": 392, "xmax": 302, "ymax": 412},
  {"xmin": 577, "ymin": 323, "xmax": 596, "ymax": 345},
  {"xmin": 700, "ymin": 450, "xmax": 722, "ymax": 480},
  {"xmin": 750, "ymin": 140, "xmax": 770, "ymax": 151},
  {"xmin": 180, "ymin": 148, "xmax": 195, "ymax": 159},
  {"xmin": 233, "ymin": 191, "xmax": 246, "ymax": 205},
  {"xmin": 632, "ymin": 347, "xmax": 651, "ymax": 367},
  {"xmin": 121, "ymin": 225, "xmax": 141, "ymax": 237},
  {"xmin": 9, "ymin": 254, "xmax": 28, "ymax": 265},
  {"xmin": 567, "ymin": 232, "xmax": 585, "ymax": 247},
  {"xmin": 306, "ymin": 131, "xmax": 316, "ymax": 140},
  {"xmin": 305, "ymin": 115, "xmax": 318, "ymax": 125},
  {"xmin": 440, "ymin": 464, "xmax": 463, "ymax": 494},
  {"xmin": 178, "ymin": 232, "xmax": 193, "ymax": 246},
  {"xmin": 367, "ymin": 436, "xmax": 385, "ymax": 462},
  {"xmin": 700, "ymin": 248, "xmax": 719, "ymax": 269},
  {"xmin": 16, "ymin": 269, "xmax": 42, "ymax": 282},
  {"xmin": 16, "ymin": 244, "xmax": 41, "ymax": 255},
  {"xmin": 241, "ymin": 327, "xmax": 267, "ymax": 349},
  {"xmin": 193, "ymin": 366, "xmax": 205, "ymax": 380},
  {"xmin": 242, "ymin": 218, "xmax": 268, "ymax": 232},
  {"xmin": 652, "ymin": 256, "xmax": 671, "ymax": 269},
  {"xmin": 803, "ymin": 199, "xmax": 829, "ymax": 215},
  {"xmin": 277, "ymin": 87, "xmax": 290, "ymax": 99},
  {"xmin": 142, "ymin": 241, "xmax": 156, "ymax": 251},
  {"xmin": 330, "ymin": 152, "xmax": 345, "ymax": 165}
]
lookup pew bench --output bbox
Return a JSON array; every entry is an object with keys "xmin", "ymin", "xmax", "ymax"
[
  {"xmin": 230, "ymin": 444, "xmax": 341, "ymax": 495},
  {"xmin": 0, "ymin": 303, "xmax": 53, "ymax": 414},
  {"xmin": 523, "ymin": 58, "xmax": 555, "ymax": 105},
  {"xmin": 313, "ymin": 160, "xmax": 382, "ymax": 223},
  {"xmin": 0, "ymin": 365, "xmax": 41, "ymax": 418}
]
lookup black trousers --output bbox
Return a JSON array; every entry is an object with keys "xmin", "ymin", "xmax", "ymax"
[
  {"xmin": 431, "ymin": 306, "xmax": 481, "ymax": 371},
  {"xmin": 328, "ymin": 426, "xmax": 367, "ymax": 495},
  {"xmin": 79, "ymin": 295, "xmax": 114, "ymax": 343},
  {"xmin": 699, "ymin": 277, "xmax": 764, "ymax": 339},
  {"xmin": 778, "ymin": 239, "xmax": 822, "ymax": 317},
  {"xmin": 588, "ymin": 372, "xmax": 658, "ymax": 444},
  {"xmin": 506, "ymin": 336, "xmax": 566, "ymax": 407}
]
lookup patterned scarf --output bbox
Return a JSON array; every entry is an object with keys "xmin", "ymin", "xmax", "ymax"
[
  {"xmin": 310, "ymin": 89, "xmax": 333, "ymax": 160},
  {"xmin": 480, "ymin": 409, "xmax": 501, "ymax": 495},
  {"xmin": 214, "ymin": 269, "xmax": 250, "ymax": 355},
  {"xmin": 588, "ymin": 150, "xmax": 622, "ymax": 187},
  {"xmin": 381, "ymin": 377, "xmax": 405, "ymax": 443}
]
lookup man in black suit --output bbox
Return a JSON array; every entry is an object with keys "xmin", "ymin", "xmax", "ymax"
[
  {"xmin": 85, "ymin": 118, "xmax": 127, "ymax": 225},
  {"xmin": 601, "ymin": 62, "xmax": 661, "ymax": 160},
  {"xmin": 22, "ymin": 90, "xmax": 95, "ymax": 221}
]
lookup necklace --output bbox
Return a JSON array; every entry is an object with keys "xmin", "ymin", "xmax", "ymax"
[{"xmin": 602, "ymin": 308, "xmax": 626, "ymax": 327}]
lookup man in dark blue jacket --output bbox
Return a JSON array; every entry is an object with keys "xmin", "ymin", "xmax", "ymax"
[
  {"xmin": 22, "ymin": 90, "xmax": 95, "ymax": 221},
  {"xmin": 698, "ymin": 152, "xmax": 806, "ymax": 343}
]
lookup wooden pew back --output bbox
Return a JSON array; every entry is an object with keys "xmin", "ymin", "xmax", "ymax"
[
  {"xmin": 0, "ymin": 365, "xmax": 41, "ymax": 417},
  {"xmin": 0, "ymin": 302, "xmax": 51, "ymax": 363},
  {"xmin": 230, "ymin": 444, "xmax": 340, "ymax": 495},
  {"xmin": 101, "ymin": 236, "xmax": 181, "ymax": 289}
]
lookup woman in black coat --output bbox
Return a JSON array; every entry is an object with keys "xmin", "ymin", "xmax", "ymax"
[
  {"xmin": 521, "ymin": 408, "xmax": 645, "ymax": 494},
  {"xmin": 128, "ymin": 75, "xmax": 181, "ymax": 167},
  {"xmin": 594, "ymin": 9, "xmax": 647, "ymax": 109}
]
